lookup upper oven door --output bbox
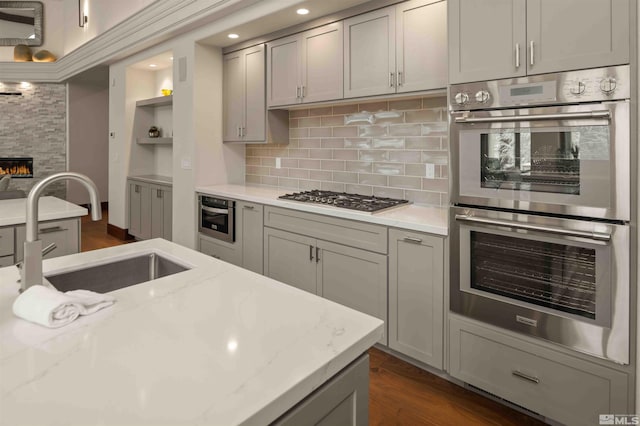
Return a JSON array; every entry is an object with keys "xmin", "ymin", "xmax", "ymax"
[{"xmin": 451, "ymin": 102, "xmax": 630, "ymax": 221}]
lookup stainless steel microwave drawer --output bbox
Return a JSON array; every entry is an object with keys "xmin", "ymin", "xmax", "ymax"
[
  {"xmin": 448, "ymin": 315, "xmax": 630, "ymax": 425},
  {"xmin": 264, "ymin": 206, "xmax": 387, "ymax": 254}
]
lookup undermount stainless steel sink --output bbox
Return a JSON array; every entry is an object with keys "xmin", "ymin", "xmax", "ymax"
[{"xmin": 45, "ymin": 253, "xmax": 190, "ymax": 293}]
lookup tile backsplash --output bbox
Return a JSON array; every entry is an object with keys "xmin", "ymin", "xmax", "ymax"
[{"xmin": 245, "ymin": 96, "xmax": 449, "ymax": 206}]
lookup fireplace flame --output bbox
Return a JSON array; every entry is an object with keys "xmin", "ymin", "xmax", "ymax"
[{"xmin": 0, "ymin": 165, "xmax": 32, "ymax": 176}]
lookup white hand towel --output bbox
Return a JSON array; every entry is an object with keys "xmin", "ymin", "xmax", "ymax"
[{"xmin": 13, "ymin": 285, "xmax": 116, "ymax": 328}]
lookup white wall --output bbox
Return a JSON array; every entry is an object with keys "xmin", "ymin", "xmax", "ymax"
[
  {"xmin": 0, "ymin": 0, "xmax": 156, "ymax": 61},
  {"xmin": 67, "ymin": 67, "xmax": 109, "ymax": 204},
  {"xmin": 0, "ymin": 0, "xmax": 64, "ymax": 62}
]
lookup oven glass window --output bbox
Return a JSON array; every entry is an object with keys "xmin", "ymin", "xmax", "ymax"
[
  {"xmin": 480, "ymin": 126, "xmax": 609, "ymax": 195},
  {"xmin": 470, "ymin": 231, "xmax": 596, "ymax": 319},
  {"xmin": 201, "ymin": 210, "xmax": 229, "ymax": 234}
]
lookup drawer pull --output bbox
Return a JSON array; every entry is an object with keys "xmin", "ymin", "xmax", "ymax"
[
  {"xmin": 403, "ymin": 236, "xmax": 423, "ymax": 244},
  {"xmin": 315, "ymin": 246, "xmax": 320, "ymax": 263},
  {"xmin": 243, "ymin": 205, "xmax": 255, "ymax": 210},
  {"xmin": 39, "ymin": 226, "xmax": 66, "ymax": 234},
  {"xmin": 309, "ymin": 245, "xmax": 314, "ymax": 261},
  {"xmin": 512, "ymin": 370, "xmax": 540, "ymax": 384}
]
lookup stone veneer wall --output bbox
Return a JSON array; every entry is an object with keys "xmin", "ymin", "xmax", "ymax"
[
  {"xmin": 245, "ymin": 96, "xmax": 449, "ymax": 206},
  {"xmin": 0, "ymin": 83, "xmax": 67, "ymax": 198}
]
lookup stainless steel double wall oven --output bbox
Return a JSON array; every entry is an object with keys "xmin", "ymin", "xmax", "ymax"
[{"xmin": 449, "ymin": 66, "xmax": 632, "ymax": 364}]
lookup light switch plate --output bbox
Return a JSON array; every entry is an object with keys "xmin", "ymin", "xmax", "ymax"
[
  {"xmin": 275, "ymin": 157, "xmax": 281, "ymax": 169},
  {"xmin": 181, "ymin": 158, "xmax": 192, "ymax": 169},
  {"xmin": 425, "ymin": 163, "xmax": 435, "ymax": 179}
]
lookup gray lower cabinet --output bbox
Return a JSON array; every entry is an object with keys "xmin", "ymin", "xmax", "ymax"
[
  {"xmin": 264, "ymin": 225, "xmax": 388, "ymax": 345},
  {"xmin": 0, "ymin": 227, "xmax": 15, "ymax": 266},
  {"xmin": 388, "ymin": 229, "xmax": 444, "ymax": 369},
  {"xmin": 15, "ymin": 218, "xmax": 80, "ymax": 262},
  {"xmin": 449, "ymin": 314, "xmax": 631, "ymax": 425},
  {"xmin": 128, "ymin": 179, "xmax": 172, "ymax": 241},
  {"xmin": 273, "ymin": 353, "xmax": 369, "ymax": 426},
  {"xmin": 238, "ymin": 201, "xmax": 264, "ymax": 274},
  {"xmin": 199, "ymin": 233, "xmax": 241, "ymax": 266}
]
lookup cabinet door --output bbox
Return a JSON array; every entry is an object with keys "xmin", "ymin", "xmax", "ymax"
[
  {"xmin": 300, "ymin": 23, "xmax": 343, "ymax": 103},
  {"xmin": 0, "ymin": 227, "xmax": 14, "ymax": 257},
  {"xmin": 448, "ymin": 0, "xmax": 526, "ymax": 84},
  {"xmin": 267, "ymin": 35, "xmax": 301, "ymax": 107},
  {"xmin": 243, "ymin": 45, "xmax": 266, "ymax": 141},
  {"xmin": 396, "ymin": 0, "xmax": 447, "ymax": 92},
  {"xmin": 264, "ymin": 227, "xmax": 317, "ymax": 295},
  {"xmin": 222, "ymin": 51, "xmax": 244, "ymax": 142},
  {"xmin": 388, "ymin": 229, "xmax": 444, "ymax": 368},
  {"xmin": 526, "ymin": 0, "xmax": 630, "ymax": 75},
  {"xmin": 15, "ymin": 219, "xmax": 80, "ymax": 262},
  {"xmin": 128, "ymin": 181, "xmax": 143, "ymax": 238},
  {"xmin": 238, "ymin": 201, "xmax": 263, "ymax": 274},
  {"xmin": 317, "ymin": 240, "xmax": 388, "ymax": 344},
  {"xmin": 151, "ymin": 185, "xmax": 172, "ymax": 240},
  {"xmin": 343, "ymin": 7, "xmax": 396, "ymax": 98}
]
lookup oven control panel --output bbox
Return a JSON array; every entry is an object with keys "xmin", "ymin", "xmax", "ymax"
[{"xmin": 449, "ymin": 65, "xmax": 630, "ymax": 110}]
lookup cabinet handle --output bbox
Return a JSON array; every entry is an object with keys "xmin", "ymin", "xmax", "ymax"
[
  {"xmin": 530, "ymin": 40, "xmax": 534, "ymax": 66},
  {"xmin": 242, "ymin": 127, "xmax": 246, "ymax": 137},
  {"xmin": 309, "ymin": 245, "xmax": 314, "ymax": 261},
  {"xmin": 315, "ymin": 246, "xmax": 320, "ymax": 263},
  {"xmin": 243, "ymin": 205, "xmax": 255, "ymax": 210},
  {"xmin": 515, "ymin": 43, "xmax": 520, "ymax": 68},
  {"xmin": 135, "ymin": 184, "xmax": 140, "ymax": 193},
  {"xmin": 403, "ymin": 236, "xmax": 423, "ymax": 244},
  {"xmin": 157, "ymin": 189, "xmax": 162, "ymax": 198},
  {"xmin": 512, "ymin": 370, "xmax": 540, "ymax": 384},
  {"xmin": 39, "ymin": 226, "xmax": 66, "ymax": 234},
  {"xmin": 296, "ymin": 86, "xmax": 301, "ymax": 99},
  {"xmin": 397, "ymin": 71, "xmax": 403, "ymax": 86},
  {"xmin": 389, "ymin": 72, "xmax": 394, "ymax": 87},
  {"xmin": 301, "ymin": 85, "xmax": 305, "ymax": 98}
]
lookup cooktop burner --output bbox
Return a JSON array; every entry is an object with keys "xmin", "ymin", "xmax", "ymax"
[{"xmin": 279, "ymin": 190, "xmax": 410, "ymax": 213}]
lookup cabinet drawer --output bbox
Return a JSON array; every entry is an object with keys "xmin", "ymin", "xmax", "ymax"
[
  {"xmin": 449, "ymin": 316, "xmax": 629, "ymax": 425},
  {"xmin": 264, "ymin": 206, "xmax": 387, "ymax": 254},
  {"xmin": 0, "ymin": 227, "xmax": 14, "ymax": 257},
  {"xmin": 0, "ymin": 254, "xmax": 14, "ymax": 267},
  {"xmin": 15, "ymin": 219, "xmax": 80, "ymax": 261},
  {"xmin": 199, "ymin": 234, "xmax": 241, "ymax": 267}
]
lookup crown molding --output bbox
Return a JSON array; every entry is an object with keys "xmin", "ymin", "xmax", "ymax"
[{"xmin": 0, "ymin": 0, "xmax": 259, "ymax": 83}]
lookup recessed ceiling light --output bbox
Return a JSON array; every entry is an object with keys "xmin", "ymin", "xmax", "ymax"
[
  {"xmin": 228, "ymin": 33, "xmax": 239, "ymax": 39},
  {"xmin": 20, "ymin": 82, "xmax": 31, "ymax": 88},
  {"xmin": 149, "ymin": 64, "xmax": 157, "ymax": 68},
  {"xmin": 169, "ymin": 56, "xmax": 174, "ymax": 61},
  {"xmin": 296, "ymin": 8, "xmax": 310, "ymax": 15}
]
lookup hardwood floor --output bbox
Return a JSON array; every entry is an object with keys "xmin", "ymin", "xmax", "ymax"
[{"xmin": 80, "ymin": 209, "xmax": 544, "ymax": 426}]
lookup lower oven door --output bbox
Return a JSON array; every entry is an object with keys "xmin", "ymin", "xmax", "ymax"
[{"xmin": 450, "ymin": 206, "xmax": 630, "ymax": 364}]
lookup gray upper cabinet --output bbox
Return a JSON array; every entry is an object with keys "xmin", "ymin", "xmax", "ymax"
[
  {"xmin": 267, "ymin": 22, "xmax": 343, "ymax": 107},
  {"xmin": 343, "ymin": 7, "xmax": 396, "ymax": 98},
  {"xmin": 396, "ymin": 0, "xmax": 447, "ymax": 93},
  {"xmin": 448, "ymin": 0, "xmax": 630, "ymax": 84},
  {"xmin": 223, "ymin": 45, "xmax": 266, "ymax": 142},
  {"xmin": 344, "ymin": 0, "xmax": 446, "ymax": 98}
]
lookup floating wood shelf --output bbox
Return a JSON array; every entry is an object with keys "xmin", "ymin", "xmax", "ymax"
[
  {"xmin": 136, "ymin": 137, "xmax": 172, "ymax": 145},
  {"xmin": 136, "ymin": 95, "xmax": 173, "ymax": 107}
]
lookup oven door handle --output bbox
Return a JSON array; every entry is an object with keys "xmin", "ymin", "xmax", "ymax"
[
  {"xmin": 455, "ymin": 214, "xmax": 611, "ymax": 242},
  {"xmin": 454, "ymin": 110, "xmax": 610, "ymax": 124},
  {"xmin": 201, "ymin": 206, "xmax": 229, "ymax": 214}
]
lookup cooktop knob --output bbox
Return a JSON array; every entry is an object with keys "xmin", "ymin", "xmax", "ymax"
[
  {"xmin": 569, "ymin": 81, "xmax": 586, "ymax": 95},
  {"xmin": 475, "ymin": 90, "xmax": 491, "ymax": 103},
  {"xmin": 454, "ymin": 92, "xmax": 469, "ymax": 106},
  {"xmin": 600, "ymin": 77, "xmax": 617, "ymax": 94}
]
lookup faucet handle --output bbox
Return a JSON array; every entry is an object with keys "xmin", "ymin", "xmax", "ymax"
[{"xmin": 42, "ymin": 242, "xmax": 57, "ymax": 257}]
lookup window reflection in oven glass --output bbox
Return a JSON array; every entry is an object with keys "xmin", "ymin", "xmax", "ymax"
[
  {"xmin": 479, "ymin": 126, "xmax": 609, "ymax": 195},
  {"xmin": 470, "ymin": 231, "xmax": 596, "ymax": 319}
]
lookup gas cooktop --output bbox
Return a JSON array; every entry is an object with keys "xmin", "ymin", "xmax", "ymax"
[{"xmin": 278, "ymin": 190, "xmax": 410, "ymax": 213}]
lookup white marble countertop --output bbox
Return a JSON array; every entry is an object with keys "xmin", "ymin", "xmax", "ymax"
[
  {"xmin": 196, "ymin": 184, "xmax": 449, "ymax": 236},
  {"xmin": 0, "ymin": 239, "xmax": 383, "ymax": 426},
  {"xmin": 0, "ymin": 196, "xmax": 88, "ymax": 227}
]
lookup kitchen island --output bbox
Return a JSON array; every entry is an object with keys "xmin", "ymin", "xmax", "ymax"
[
  {"xmin": 0, "ymin": 239, "xmax": 383, "ymax": 425},
  {"xmin": 0, "ymin": 196, "xmax": 87, "ymax": 227}
]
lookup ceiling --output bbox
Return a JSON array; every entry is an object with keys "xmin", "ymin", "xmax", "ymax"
[
  {"xmin": 129, "ymin": 52, "xmax": 174, "ymax": 71},
  {"xmin": 199, "ymin": 0, "xmax": 374, "ymax": 48}
]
